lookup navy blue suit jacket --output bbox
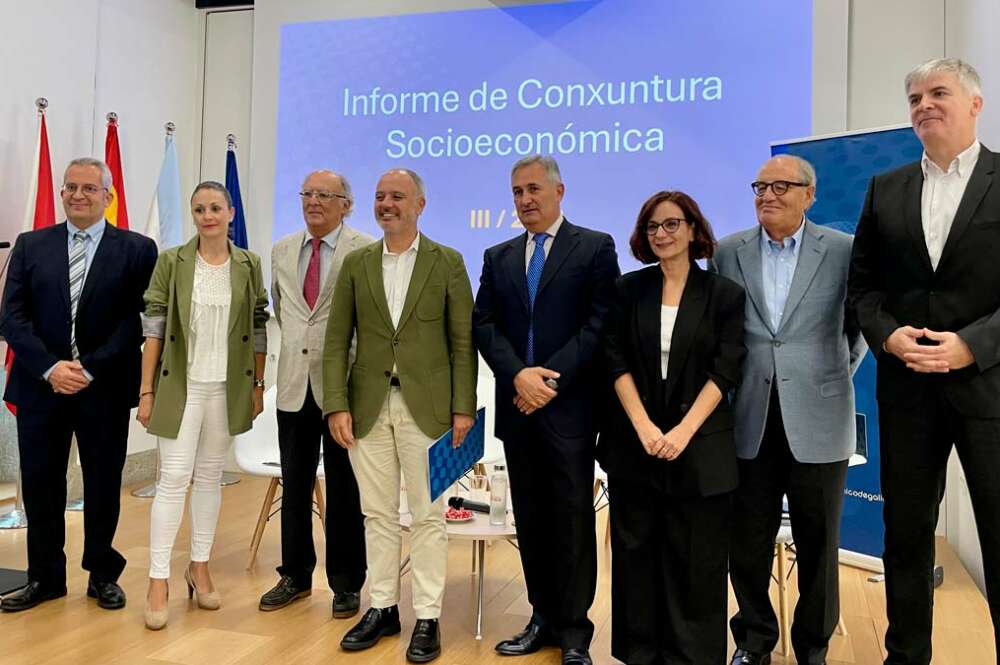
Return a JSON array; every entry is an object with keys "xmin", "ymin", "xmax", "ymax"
[
  {"xmin": 473, "ymin": 219, "xmax": 620, "ymax": 441},
  {"xmin": 0, "ymin": 221, "xmax": 158, "ymax": 409}
]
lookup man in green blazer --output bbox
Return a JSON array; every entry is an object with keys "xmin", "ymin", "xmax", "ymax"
[{"xmin": 324, "ymin": 168, "xmax": 477, "ymax": 663}]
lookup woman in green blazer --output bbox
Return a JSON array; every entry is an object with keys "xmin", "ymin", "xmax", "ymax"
[{"xmin": 137, "ymin": 181, "xmax": 268, "ymax": 629}]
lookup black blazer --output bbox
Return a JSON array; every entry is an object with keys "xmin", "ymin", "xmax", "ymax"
[
  {"xmin": 848, "ymin": 145, "xmax": 1000, "ymax": 417},
  {"xmin": 0, "ymin": 222, "xmax": 158, "ymax": 409},
  {"xmin": 473, "ymin": 219, "xmax": 620, "ymax": 441},
  {"xmin": 598, "ymin": 264, "xmax": 746, "ymax": 497}
]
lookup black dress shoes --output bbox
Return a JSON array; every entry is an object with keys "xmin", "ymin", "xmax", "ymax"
[
  {"xmin": 333, "ymin": 591, "xmax": 361, "ymax": 618},
  {"xmin": 562, "ymin": 647, "xmax": 593, "ymax": 665},
  {"xmin": 406, "ymin": 618, "xmax": 441, "ymax": 663},
  {"xmin": 0, "ymin": 581, "xmax": 67, "ymax": 612},
  {"xmin": 259, "ymin": 575, "xmax": 311, "ymax": 611},
  {"xmin": 731, "ymin": 649, "xmax": 771, "ymax": 665},
  {"xmin": 340, "ymin": 605, "xmax": 401, "ymax": 651},
  {"xmin": 495, "ymin": 621, "xmax": 558, "ymax": 655},
  {"xmin": 87, "ymin": 579, "xmax": 126, "ymax": 609}
]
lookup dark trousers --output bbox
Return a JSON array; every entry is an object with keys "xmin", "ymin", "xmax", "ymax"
[
  {"xmin": 503, "ymin": 417, "xmax": 597, "ymax": 650},
  {"xmin": 609, "ymin": 479, "xmax": 730, "ymax": 665},
  {"xmin": 16, "ymin": 391, "xmax": 129, "ymax": 588},
  {"xmin": 729, "ymin": 391, "xmax": 849, "ymax": 665},
  {"xmin": 880, "ymin": 390, "xmax": 1000, "ymax": 665},
  {"xmin": 276, "ymin": 383, "xmax": 366, "ymax": 593}
]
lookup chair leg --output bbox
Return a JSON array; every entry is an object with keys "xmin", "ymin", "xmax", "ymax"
[
  {"xmin": 314, "ymin": 479, "xmax": 327, "ymax": 535},
  {"xmin": 247, "ymin": 478, "xmax": 279, "ymax": 570},
  {"xmin": 836, "ymin": 613, "xmax": 848, "ymax": 636},
  {"xmin": 775, "ymin": 542, "xmax": 791, "ymax": 658}
]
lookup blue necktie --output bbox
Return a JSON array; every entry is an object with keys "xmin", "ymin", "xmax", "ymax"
[{"xmin": 525, "ymin": 232, "xmax": 549, "ymax": 365}]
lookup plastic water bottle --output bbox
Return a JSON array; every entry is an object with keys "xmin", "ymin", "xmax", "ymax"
[{"xmin": 489, "ymin": 464, "xmax": 509, "ymax": 526}]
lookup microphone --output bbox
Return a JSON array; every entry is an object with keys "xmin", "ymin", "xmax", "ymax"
[
  {"xmin": 0, "ymin": 242, "xmax": 10, "ymax": 249},
  {"xmin": 448, "ymin": 496, "xmax": 490, "ymax": 514}
]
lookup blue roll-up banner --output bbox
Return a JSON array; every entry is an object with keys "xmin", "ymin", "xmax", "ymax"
[{"xmin": 771, "ymin": 126, "xmax": 923, "ymax": 571}]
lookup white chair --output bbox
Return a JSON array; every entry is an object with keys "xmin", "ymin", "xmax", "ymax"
[
  {"xmin": 593, "ymin": 461, "xmax": 611, "ymax": 546},
  {"xmin": 233, "ymin": 386, "xmax": 325, "ymax": 570}
]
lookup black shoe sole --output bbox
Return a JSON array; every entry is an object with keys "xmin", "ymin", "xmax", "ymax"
[
  {"xmin": 259, "ymin": 589, "xmax": 312, "ymax": 612},
  {"xmin": 495, "ymin": 641, "xmax": 558, "ymax": 656},
  {"xmin": 333, "ymin": 605, "xmax": 360, "ymax": 619},
  {"xmin": 340, "ymin": 623, "xmax": 402, "ymax": 651},
  {"xmin": 406, "ymin": 646, "xmax": 441, "ymax": 663}
]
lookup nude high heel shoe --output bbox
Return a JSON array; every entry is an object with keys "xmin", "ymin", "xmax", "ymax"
[
  {"xmin": 185, "ymin": 565, "xmax": 221, "ymax": 610},
  {"xmin": 144, "ymin": 586, "xmax": 169, "ymax": 630}
]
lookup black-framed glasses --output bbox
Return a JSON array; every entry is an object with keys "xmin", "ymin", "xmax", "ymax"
[
  {"xmin": 751, "ymin": 180, "xmax": 809, "ymax": 197},
  {"xmin": 299, "ymin": 190, "xmax": 349, "ymax": 202},
  {"xmin": 62, "ymin": 183, "xmax": 106, "ymax": 196},
  {"xmin": 645, "ymin": 218, "xmax": 686, "ymax": 235}
]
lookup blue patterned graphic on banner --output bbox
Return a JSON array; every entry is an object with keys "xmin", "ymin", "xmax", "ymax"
[
  {"xmin": 772, "ymin": 126, "xmax": 923, "ymax": 561},
  {"xmin": 427, "ymin": 407, "xmax": 486, "ymax": 501}
]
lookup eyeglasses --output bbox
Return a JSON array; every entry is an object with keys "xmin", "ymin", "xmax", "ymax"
[
  {"xmin": 645, "ymin": 218, "xmax": 686, "ymax": 235},
  {"xmin": 751, "ymin": 180, "xmax": 809, "ymax": 197},
  {"xmin": 62, "ymin": 183, "xmax": 106, "ymax": 196},
  {"xmin": 299, "ymin": 190, "xmax": 349, "ymax": 202}
]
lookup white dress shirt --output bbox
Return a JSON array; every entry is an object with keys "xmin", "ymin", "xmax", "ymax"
[
  {"xmin": 382, "ymin": 233, "xmax": 420, "ymax": 329},
  {"xmin": 524, "ymin": 212, "xmax": 566, "ymax": 272},
  {"xmin": 297, "ymin": 223, "xmax": 343, "ymax": 290},
  {"xmin": 660, "ymin": 305, "xmax": 679, "ymax": 380},
  {"xmin": 921, "ymin": 140, "xmax": 981, "ymax": 270}
]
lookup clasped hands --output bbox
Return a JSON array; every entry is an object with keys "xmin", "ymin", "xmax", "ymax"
[
  {"xmin": 48, "ymin": 360, "xmax": 90, "ymax": 395},
  {"xmin": 512, "ymin": 366, "xmax": 560, "ymax": 415},
  {"xmin": 885, "ymin": 326, "xmax": 975, "ymax": 373},
  {"xmin": 635, "ymin": 418, "xmax": 694, "ymax": 461}
]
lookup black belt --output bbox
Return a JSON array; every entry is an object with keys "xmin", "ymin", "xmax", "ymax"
[{"xmin": 389, "ymin": 376, "xmax": 401, "ymax": 387}]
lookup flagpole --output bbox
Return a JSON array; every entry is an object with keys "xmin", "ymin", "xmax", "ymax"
[{"xmin": 220, "ymin": 133, "xmax": 243, "ymax": 488}]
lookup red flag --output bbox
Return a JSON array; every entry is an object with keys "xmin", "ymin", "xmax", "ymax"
[
  {"xmin": 104, "ymin": 115, "xmax": 129, "ymax": 229},
  {"xmin": 5, "ymin": 112, "xmax": 56, "ymax": 414}
]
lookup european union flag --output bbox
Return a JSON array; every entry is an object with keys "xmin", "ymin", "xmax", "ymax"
[{"xmin": 225, "ymin": 147, "xmax": 248, "ymax": 249}]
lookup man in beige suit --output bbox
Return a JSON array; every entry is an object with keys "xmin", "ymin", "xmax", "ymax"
[
  {"xmin": 259, "ymin": 170, "xmax": 374, "ymax": 618},
  {"xmin": 324, "ymin": 168, "xmax": 477, "ymax": 663}
]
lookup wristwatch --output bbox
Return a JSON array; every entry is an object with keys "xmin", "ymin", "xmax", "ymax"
[{"xmin": 253, "ymin": 378, "xmax": 265, "ymax": 388}]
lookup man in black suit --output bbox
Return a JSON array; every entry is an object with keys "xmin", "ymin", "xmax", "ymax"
[
  {"xmin": 0, "ymin": 157, "xmax": 157, "ymax": 612},
  {"xmin": 473, "ymin": 155, "xmax": 620, "ymax": 665},
  {"xmin": 848, "ymin": 58, "xmax": 1000, "ymax": 665}
]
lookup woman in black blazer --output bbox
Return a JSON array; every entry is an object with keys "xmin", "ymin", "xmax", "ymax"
[{"xmin": 600, "ymin": 190, "xmax": 746, "ymax": 665}]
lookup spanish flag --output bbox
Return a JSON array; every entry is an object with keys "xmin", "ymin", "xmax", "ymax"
[{"xmin": 104, "ymin": 113, "xmax": 129, "ymax": 229}]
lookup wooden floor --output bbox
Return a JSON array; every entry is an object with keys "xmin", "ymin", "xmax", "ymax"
[{"xmin": 0, "ymin": 476, "xmax": 994, "ymax": 665}]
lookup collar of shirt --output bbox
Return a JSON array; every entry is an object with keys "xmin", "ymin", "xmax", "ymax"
[
  {"xmin": 66, "ymin": 218, "xmax": 106, "ymax": 244},
  {"xmin": 302, "ymin": 223, "xmax": 343, "ymax": 251},
  {"xmin": 383, "ymin": 232, "xmax": 420, "ymax": 257},
  {"xmin": 528, "ymin": 212, "xmax": 566, "ymax": 244},
  {"xmin": 921, "ymin": 139, "xmax": 981, "ymax": 178},
  {"xmin": 760, "ymin": 217, "xmax": 805, "ymax": 257}
]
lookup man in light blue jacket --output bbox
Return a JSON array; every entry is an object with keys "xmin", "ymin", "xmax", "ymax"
[{"xmin": 711, "ymin": 155, "xmax": 867, "ymax": 665}]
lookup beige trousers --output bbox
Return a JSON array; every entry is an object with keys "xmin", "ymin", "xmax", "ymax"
[{"xmin": 349, "ymin": 386, "xmax": 447, "ymax": 618}]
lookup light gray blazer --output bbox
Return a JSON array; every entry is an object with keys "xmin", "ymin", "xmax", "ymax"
[
  {"xmin": 271, "ymin": 224, "xmax": 375, "ymax": 412},
  {"xmin": 710, "ymin": 220, "xmax": 867, "ymax": 463}
]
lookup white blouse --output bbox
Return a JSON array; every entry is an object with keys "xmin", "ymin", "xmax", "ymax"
[
  {"xmin": 660, "ymin": 305, "xmax": 679, "ymax": 380},
  {"xmin": 188, "ymin": 253, "xmax": 231, "ymax": 383}
]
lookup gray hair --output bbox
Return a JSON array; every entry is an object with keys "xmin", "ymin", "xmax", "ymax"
[
  {"xmin": 905, "ymin": 58, "xmax": 983, "ymax": 98},
  {"xmin": 386, "ymin": 168, "xmax": 425, "ymax": 197},
  {"xmin": 511, "ymin": 154, "xmax": 562, "ymax": 185},
  {"xmin": 303, "ymin": 169, "xmax": 353, "ymax": 202},
  {"xmin": 771, "ymin": 154, "xmax": 817, "ymax": 188},
  {"xmin": 65, "ymin": 157, "xmax": 112, "ymax": 189}
]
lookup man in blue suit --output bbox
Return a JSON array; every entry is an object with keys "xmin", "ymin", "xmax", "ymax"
[
  {"xmin": 711, "ymin": 155, "xmax": 866, "ymax": 665},
  {"xmin": 473, "ymin": 155, "xmax": 619, "ymax": 665},
  {"xmin": 0, "ymin": 158, "xmax": 157, "ymax": 612}
]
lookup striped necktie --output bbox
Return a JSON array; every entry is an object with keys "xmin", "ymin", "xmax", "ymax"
[
  {"xmin": 525, "ymin": 232, "xmax": 549, "ymax": 365},
  {"xmin": 68, "ymin": 231, "xmax": 88, "ymax": 359}
]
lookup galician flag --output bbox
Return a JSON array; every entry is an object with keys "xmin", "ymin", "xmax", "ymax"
[{"xmin": 145, "ymin": 128, "xmax": 184, "ymax": 249}]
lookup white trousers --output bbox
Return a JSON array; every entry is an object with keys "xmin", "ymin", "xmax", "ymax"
[
  {"xmin": 148, "ymin": 380, "xmax": 232, "ymax": 579},
  {"xmin": 349, "ymin": 386, "xmax": 447, "ymax": 618}
]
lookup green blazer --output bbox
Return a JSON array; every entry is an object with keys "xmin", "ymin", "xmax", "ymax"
[
  {"xmin": 323, "ymin": 233, "xmax": 477, "ymax": 439},
  {"xmin": 143, "ymin": 236, "xmax": 269, "ymax": 438}
]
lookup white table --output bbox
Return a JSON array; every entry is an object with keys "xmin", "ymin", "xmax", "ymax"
[{"xmin": 400, "ymin": 510, "xmax": 517, "ymax": 640}]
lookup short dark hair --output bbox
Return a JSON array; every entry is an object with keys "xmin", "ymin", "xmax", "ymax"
[
  {"xmin": 191, "ymin": 180, "xmax": 233, "ymax": 208},
  {"xmin": 629, "ymin": 190, "xmax": 716, "ymax": 264}
]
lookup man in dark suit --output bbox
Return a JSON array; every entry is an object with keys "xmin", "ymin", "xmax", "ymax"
[
  {"xmin": 848, "ymin": 58, "xmax": 1000, "ymax": 665},
  {"xmin": 0, "ymin": 157, "xmax": 157, "ymax": 612},
  {"xmin": 473, "ymin": 155, "xmax": 620, "ymax": 665}
]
